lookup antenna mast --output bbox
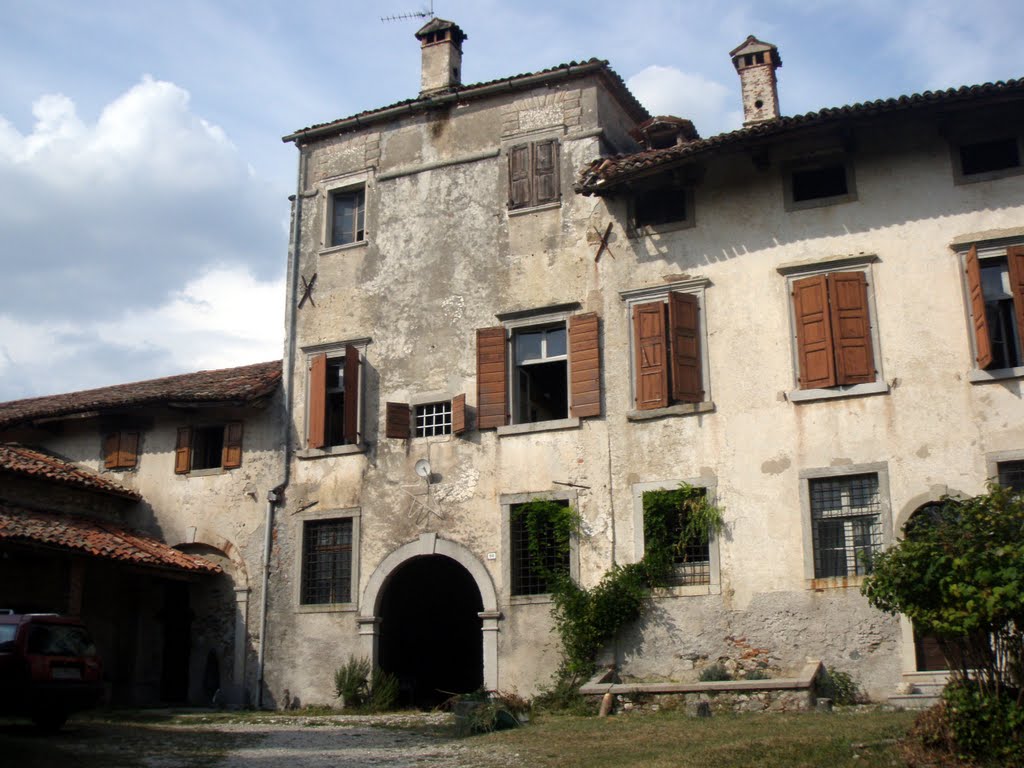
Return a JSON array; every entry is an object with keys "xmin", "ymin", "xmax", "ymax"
[{"xmin": 380, "ymin": 1, "xmax": 435, "ymax": 23}]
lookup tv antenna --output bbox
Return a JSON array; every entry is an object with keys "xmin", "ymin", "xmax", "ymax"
[{"xmin": 381, "ymin": 1, "xmax": 435, "ymax": 22}]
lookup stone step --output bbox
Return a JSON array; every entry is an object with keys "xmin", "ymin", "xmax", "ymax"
[{"xmin": 888, "ymin": 693, "xmax": 942, "ymax": 710}]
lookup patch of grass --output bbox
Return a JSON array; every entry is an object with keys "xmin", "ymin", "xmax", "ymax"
[{"xmin": 478, "ymin": 708, "xmax": 918, "ymax": 768}]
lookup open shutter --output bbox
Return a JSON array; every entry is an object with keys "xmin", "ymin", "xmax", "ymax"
[
  {"xmin": 569, "ymin": 312, "xmax": 601, "ymax": 418},
  {"xmin": 633, "ymin": 302, "xmax": 669, "ymax": 409},
  {"xmin": 508, "ymin": 144, "xmax": 532, "ymax": 209},
  {"xmin": 452, "ymin": 393, "xmax": 467, "ymax": 435},
  {"xmin": 385, "ymin": 403, "xmax": 411, "ymax": 439},
  {"xmin": 476, "ymin": 327, "xmax": 508, "ymax": 428},
  {"xmin": 119, "ymin": 431, "xmax": 139, "ymax": 469},
  {"xmin": 792, "ymin": 274, "xmax": 837, "ymax": 389},
  {"xmin": 222, "ymin": 422, "xmax": 243, "ymax": 469},
  {"xmin": 103, "ymin": 433, "xmax": 120, "ymax": 469},
  {"xmin": 174, "ymin": 427, "xmax": 192, "ymax": 475},
  {"xmin": 668, "ymin": 292, "xmax": 703, "ymax": 403},
  {"xmin": 1006, "ymin": 245, "xmax": 1024, "ymax": 363},
  {"xmin": 829, "ymin": 272, "xmax": 876, "ymax": 385},
  {"xmin": 307, "ymin": 353, "xmax": 327, "ymax": 449},
  {"xmin": 533, "ymin": 139, "xmax": 559, "ymax": 205},
  {"xmin": 966, "ymin": 245, "xmax": 993, "ymax": 368},
  {"xmin": 343, "ymin": 344, "xmax": 360, "ymax": 446}
]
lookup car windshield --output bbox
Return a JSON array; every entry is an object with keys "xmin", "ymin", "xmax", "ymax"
[{"xmin": 26, "ymin": 624, "xmax": 97, "ymax": 657}]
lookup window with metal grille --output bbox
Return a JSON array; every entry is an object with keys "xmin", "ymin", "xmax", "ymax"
[
  {"xmin": 809, "ymin": 473, "xmax": 883, "ymax": 578},
  {"xmin": 414, "ymin": 401, "xmax": 452, "ymax": 437},
  {"xmin": 644, "ymin": 487, "xmax": 712, "ymax": 586},
  {"xmin": 510, "ymin": 501, "xmax": 571, "ymax": 596},
  {"xmin": 998, "ymin": 460, "xmax": 1024, "ymax": 492},
  {"xmin": 301, "ymin": 518, "xmax": 353, "ymax": 605}
]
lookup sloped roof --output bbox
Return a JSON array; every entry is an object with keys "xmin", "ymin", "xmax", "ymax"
[
  {"xmin": 0, "ymin": 444, "xmax": 140, "ymax": 500},
  {"xmin": 283, "ymin": 58, "xmax": 649, "ymax": 143},
  {"xmin": 0, "ymin": 360, "xmax": 282, "ymax": 430},
  {"xmin": 0, "ymin": 503, "xmax": 221, "ymax": 574},
  {"xmin": 577, "ymin": 78, "xmax": 1024, "ymax": 194}
]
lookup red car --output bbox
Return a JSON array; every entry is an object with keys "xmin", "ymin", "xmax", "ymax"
[{"xmin": 0, "ymin": 611, "xmax": 104, "ymax": 729}]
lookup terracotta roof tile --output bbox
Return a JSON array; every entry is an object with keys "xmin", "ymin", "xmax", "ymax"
[
  {"xmin": 0, "ymin": 443, "xmax": 140, "ymax": 500},
  {"xmin": 0, "ymin": 360, "xmax": 281, "ymax": 429},
  {"xmin": 0, "ymin": 503, "xmax": 221, "ymax": 574},
  {"xmin": 577, "ymin": 78, "xmax": 1024, "ymax": 193}
]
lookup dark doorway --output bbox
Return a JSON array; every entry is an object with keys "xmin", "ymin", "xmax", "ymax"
[
  {"xmin": 378, "ymin": 555, "xmax": 484, "ymax": 709},
  {"xmin": 160, "ymin": 581, "xmax": 192, "ymax": 702}
]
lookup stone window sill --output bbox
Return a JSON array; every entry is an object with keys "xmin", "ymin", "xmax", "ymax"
[
  {"xmin": 509, "ymin": 594, "xmax": 556, "ymax": 606},
  {"xmin": 497, "ymin": 417, "xmax": 580, "ymax": 437},
  {"xmin": 507, "ymin": 201, "xmax": 561, "ymax": 217},
  {"xmin": 968, "ymin": 365, "xmax": 1024, "ymax": 383},
  {"xmin": 296, "ymin": 444, "xmax": 365, "ymax": 459},
  {"xmin": 788, "ymin": 380, "xmax": 889, "ymax": 403},
  {"xmin": 318, "ymin": 240, "xmax": 368, "ymax": 256},
  {"xmin": 807, "ymin": 575, "xmax": 866, "ymax": 591},
  {"xmin": 295, "ymin": 603, "xmax": 357, "ymax": 614},
  {"xmin": 627, "ymin": 401, "xmax": 715, "ymax": 421},
  {"xmin": 648, "ymin": 583, "xmax": 721, "ymax": 598}
]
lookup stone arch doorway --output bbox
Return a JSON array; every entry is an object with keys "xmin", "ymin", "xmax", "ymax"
[{"xmin": 379, "ymin": 555, "xmax": 484, "ymax": 707}]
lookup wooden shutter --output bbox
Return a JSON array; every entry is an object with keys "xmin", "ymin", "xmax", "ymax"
[
  {"xmin": 966, "ymin": 245, "xmax": 993, "ymax": 368},
  {"xmin": 1006, "ymin": 245, "xmax": 1024, "ymax": 363},
  {"xmin": 668, "ymin": 292, "xmax": 703, "ymax": 403},
  {"xmin": 222, "ymin": 422, "xmax": 243, "ymax": 469},
  {"xmin": 508, "ymin": 144, "xmax": 532, "ymax": 209},
  {"xmin": 828, "ymin": 272, "xmax": 876, "ymax": 385},
  {"xmin": 452, "ymin": 393, "xmax": 467, "ymax": 435},
  {"xmin": 174, "ymin": 427, "xmax": 192, "ymax": 474},
  {"xmin": 343, "ymin": 344, "xmax": 361, "ymax": 446},
  {"xmin": 119, "ymin": 431, "xmax": 139, "ymax": 469},
  {"xmin": 476, "ymin": 327, "xmax": 508, "ymax": 428},
  {"xmin": 792, "ymin": 274, "xmax": 837, "ymax": 389},
  {"xmin": 633, "ymin": 302, "xmax": 669, "ymax": 409},
  {"xmin": 307, "ymin": 353, "xmax": 327, "ymax": 449},
  {"xmin": 533, "ymin": 139, "xmax": 559, "ymax": 205},
  {"xmin": 569, "ymin": 312, "xmax": 601, "ymax": 418},
  {"xmin": 103, "ymin": 433, "xmax": 120, "ymax": 469},
  {"xmin": 385, "ymin": 402, "xmax": 411, "ymax": 439}
]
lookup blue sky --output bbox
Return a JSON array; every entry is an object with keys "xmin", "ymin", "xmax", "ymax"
[{"xmin": 1, "ymin": 0, "xmax": 1022, "ymax": 400}]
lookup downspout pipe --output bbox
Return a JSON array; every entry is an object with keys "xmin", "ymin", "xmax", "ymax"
[{"xmin": 256, "ymin": 143, "xmax": 306, "ymax": 709}]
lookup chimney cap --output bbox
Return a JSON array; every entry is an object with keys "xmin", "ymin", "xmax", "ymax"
[
  {"xmin": 415, "ymin": 18, "xmax": 467, "ymax": 47},
  {"xmin": 729, "ymin": 35, "xmax": 781, "ymax": 69},
  {"xmin": 630, "ymin": 116, "xmax": 700, "ymax": 149}
]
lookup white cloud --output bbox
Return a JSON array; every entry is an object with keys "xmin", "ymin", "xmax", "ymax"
[{"xmin": 627, "ymin": 66, "xmax": 740, "ymax": 137}]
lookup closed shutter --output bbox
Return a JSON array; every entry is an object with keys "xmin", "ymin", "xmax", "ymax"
[
  {"xmin": 792, "ymin": 274, "xmax": 837, "ymax": 389},
  {"xmin": 569, "ymin": 312, "xmax": 601, "ymax": 418},
  {"xmin": 103, "ymin": 433, "xmax": 120, "ymax": 469},
  {"xmin": 668, "ymin": 292, "xmax": 703, "ymax": 402},
  {"xmin": 452, "ymin": 393, "xmax": 467, "ymax": 435},
  {"xmin": 828, "ymin": 272, "xmax": 876, "ymax": 385},
  {"xmin": 1006, "ymin": 245, "xmax": 1024, "ymax": 360},
  {"xmin": 508, "ymin": 144, "xmax": 532, "ymax": 209},
  {"xmin": 343, "ymin": 344, "xmax": 361, "ymax": 446},
  {"xmin": 307, "ymin": 353, "xmax": 327, "ymax": 449},
  {"xmin": 119, "ymin": 431, "xmax": 139, "ymax": 469},
  {"xmin": 476, "ymin": 327, "xmax": 508, "ymax": 428},
  {"xmin": 533, "ymin": 139, "xmax": 559, "ymax": 205},
  {"xmin": 174, "ymin": 427, "xmax": 192, "ymax": 474},
  {"xmin": 966, "ymin": 245, "xmax": 993, "ymax": 368},
  {"xmin": 385, "ymin": 402, "xmax": 411, "ymax": 439},
  {"xmin": 222, "ymin": 422, "xmax": 243, "ymax": 469},
  {"xmin": 633, "ymin": 301, "xmax": 669, "ymax": 409}
]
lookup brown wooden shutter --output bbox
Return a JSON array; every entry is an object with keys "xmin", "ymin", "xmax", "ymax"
[
  {"xmin": 966, "ymin": 245, "xmax": 993, "ymax": 368},
  {"xmin": 119, "ymin": 431, "xmax": 139, "ymax": 469},
  {"xmin": 307, "ymin": 353, "xmax": 327, "ymax": 449},
  {"xmin": 385, "ymin": 402, "xmax": 411, "ymax": 439},
  {"xmin": 1006, "ymin": 245, "xmax": 1024, "ymax": 363},
  {"xmin": 569, "ymin": 312, "xmax": 601, "ymax": 418},
  {"xmin": 103, "ymin": 433, "xmax": 120, "ymax": 469},
  {"xmin": 668, "ymin": 292, "xmax": 703, "ymax": 403},
  {"xmin": 476, "ymin": 327, "xmax": 508, "ymax": 428},
  {"xmin": 222, "ymin": 422, "xmax": 243, "ymax": 469},
  {"xmin": 508, "ymin": 144, "xmax": 532, "ymax": 208},
  {"xmin": 452, "ymin": 393, "xmax": 467, "ymax": 435},
  {"xmin": 343, "ymin": 344, "xmax": 360, "ymax": 446},
  {"xmin": 828, "ymin": 271, "xmax": 876, "ymax": 385},
  {"xmin": 792, "ymin": 274, "xmax": 837, "ymax": 389},
  {"xmin": 174, "ymin": 427, "xmax": 192, "ymax": 474},
  {"xmin": 633, "ymin": 301, "xmax": 669, "ymax": 409},
  {"xmin": 533, "ymin": 139, "xmax": 559, "ymax": 205}
]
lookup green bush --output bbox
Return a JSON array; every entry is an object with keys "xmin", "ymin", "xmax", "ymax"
[
  {"xmin": 334, "ymin": 655, "xmax": 371, "ymax": 707},
  {"xmin": 698, "ymin": 663, "xmax": 732, "ymax": 682},
  {"xmin": 943, "ymin": 681, "xmax": 1024, "ymax": 765},
  {"xmin": 744, "ymin": 668, "xmax": 771, "ymax": 681},
  {"xmin": 369, "ymin": 666, "xmax": 399, "ymax": 711},
  {"xmin": 816, "ymin": 668, "xmax": 860, "ymax": 705}
]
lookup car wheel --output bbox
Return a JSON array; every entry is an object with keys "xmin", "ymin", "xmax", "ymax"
[{"xmin": 31, "ymin": 709, "xmax": 68, "ymax": 732}]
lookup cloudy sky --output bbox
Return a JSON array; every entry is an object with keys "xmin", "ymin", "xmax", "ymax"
[{"xmin": 1, "ymin": 0, "xmax": 1021, "ymax": 401}]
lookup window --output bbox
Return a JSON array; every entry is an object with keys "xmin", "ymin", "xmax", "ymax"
[
  {"xmin": 507, "ymin": 139, "xmax": 560, "ymax": 210},
  {"xmin": 477, "ymin": 309, "xmax": 601, "ymax": 429},
  {"xmin": 306, "ymin": 344, "xmax": 362, "ymax": 450},
  {"xmin": 509, "ymin": 499, "xmax": 572, "ymax": 596},
  {"xmin": 953, "ymin": 135, "xmax": 1024, "ymax": 183},
  {"xmin": 632, "ymin": 187, "xmax": 693, "ymax": 233},
  {"xmin": 784, "ymin": 158, "xmax": 856, "ymax": 211},
  {"xmin": 415, "ymin": 401, "xmax": 452, "ymax": 437},
  {"xmin": 998, "ymin": 460, "xmax": 1024, "ymax": 492},
  {"xmin": 809, "ymin": 473, "xmax": 883, "ymax": 579},
  {"xmin": 384, "ymin": 396, "xmax": 467, "ymax": 439},
  {"xmin": 103, "ymin": 430, "xmax": 139, "ymax": 470},
  {"xmin": 300, "ymin": 518, "xmax": 353, "ymax": 605},
  {"xmin": 174, "ymin": 423, "xmax": 243, "ymax": 474},
  {"xmin": 622, "ymin": 280, "xmax": 708, "ymax": 415},
  {"xmin": 964, "ymin": 244, "xmax": 1024, "ymax": 373},
  {"xmin": 329, "ymin": 187, "xmax": 365, "ymax": 247}
]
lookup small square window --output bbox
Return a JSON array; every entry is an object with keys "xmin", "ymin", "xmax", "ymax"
[
  {"xmin": 415, "ymin": 401, "xmax": 452, "ymax": 437},
  {"xmin": 998, "ymin": 460, "xmax": 1024, "ymax": 492},
  {"xmin": 960, "ymin": 137, "xmax": 1020, "ymax": 177},
  {"xmin": 633, "ymin": 188, "xmax": 691, "ymax": 230},
  {"xmin": 301, "ymin": 518, "xmax": 353, "ymax": 605},
  {"xmin": 809, "ymin": 473, "xmax": 883, "ymax": 578},
  {"xmin": 330, "ymin": 187, "xmax": 365, "ymax": 247},
  {"xmin": 174, "ymin": 423, "xmax": 243, "ymax": 474},
  {"xmin": 784, "ymin": 158, "xmax": 856, "ymax": 211}
]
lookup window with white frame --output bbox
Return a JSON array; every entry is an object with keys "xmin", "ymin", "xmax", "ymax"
[
  {"xmin": 303, "ymin": 341, "xmax": 365, "ymax": 452},
  {"xmin": 329, "ymin": 186, "xmax": 365, "ymax": 247},
  {"xmin": 809, "ymin": 473, "xmax": 883, "ymax": 579},
  {"xmin": 962, "ymin": 241, "xmax": 1024, "ymax": 375},
  {"xmin": 415, "ymin": 401, "xmax": 452, "ymax": 437},
  {"xmin": 512, "ymin": 324, "xmax": 568, "ymax": 424}
]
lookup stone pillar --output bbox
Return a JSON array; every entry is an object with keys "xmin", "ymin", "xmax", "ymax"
[{"xmin": 479, "ymin": 610, "xmax": 502, "ymax": 690}]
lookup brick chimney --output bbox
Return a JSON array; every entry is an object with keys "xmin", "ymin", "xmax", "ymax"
[
  {"xmin": 730, "ymin": 36, "xmax": 782, "ymax": 126},
  {"xmin": 415, "ymin": 18, "xmax": 467, "ymax": 95}
]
